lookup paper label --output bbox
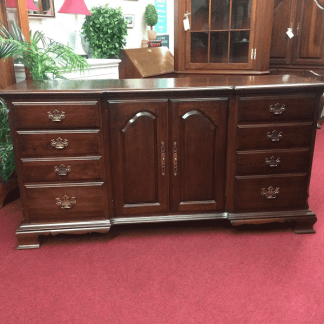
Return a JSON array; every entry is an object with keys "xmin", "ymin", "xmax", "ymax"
[
  {"xmin": 183, "ymin": 17, "xmax": 190, "ymax": 31},
  {"xmin": 286, "ymin": 28, "xmax": 294, "ymax": 39}
]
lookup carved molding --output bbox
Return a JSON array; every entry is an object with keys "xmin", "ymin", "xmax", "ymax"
[
  {"xmin": 182, "ymin": 109, "xmax": 216, "ymax": 129},
  {"xmin": 122, "ymin": 111, "xmax": 157, "ymax": 133}
]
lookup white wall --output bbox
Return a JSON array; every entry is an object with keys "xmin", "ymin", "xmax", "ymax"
[{"xmin": 28, "ymin": 0, "xmax": 174, "ymax": 55}]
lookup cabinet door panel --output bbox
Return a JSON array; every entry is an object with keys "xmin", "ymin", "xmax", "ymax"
[
  {"xmin": 293, "ymin": 0, "xmax": 324, "ymax": 65},
  {"xmin": 270, "ymin": 0, "xmax": 296, "ymax": 64},
  {"xmin": 170, "ymin": 98, "xmax": 228, "ymax": 212},
  {"xmin": 109, "ymin": 100, "xmax": 169, "ymax": 216}
]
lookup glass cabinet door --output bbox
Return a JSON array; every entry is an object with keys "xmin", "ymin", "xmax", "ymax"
[{"xmin": 187, "ymin": 0, "xmax": 255, "ymax": 69}]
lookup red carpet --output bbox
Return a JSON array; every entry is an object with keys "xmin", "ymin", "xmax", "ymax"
[{"xmin": 1, "ymin": 128, "xmax": 324, "ymax": 324}]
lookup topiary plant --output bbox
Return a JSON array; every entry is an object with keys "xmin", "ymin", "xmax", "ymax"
[
  {"xmin": 82, "ymin": 4, "xmax": 128, "ymax": 59},
  {"xmin": 144, "ymin": 4, "xmax": 158, "ymax": 30}
]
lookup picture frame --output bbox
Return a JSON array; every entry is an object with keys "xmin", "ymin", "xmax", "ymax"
[
  {"xmin": 28, "ymin": 0, "xmax": 55, "ymax": 17},
  {"xmin": 124, "ymin": 14, "xmax": 135, "ymax": 28}
]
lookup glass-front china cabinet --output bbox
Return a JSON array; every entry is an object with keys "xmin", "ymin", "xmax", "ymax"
[{"xmin": 175, "ymin": 0, "xmax": 274, "ymax": 74}]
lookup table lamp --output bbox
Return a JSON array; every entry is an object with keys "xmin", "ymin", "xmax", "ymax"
[{"xmin": 58, "ymin": 0, "xmax": 92, "ymax": 57}]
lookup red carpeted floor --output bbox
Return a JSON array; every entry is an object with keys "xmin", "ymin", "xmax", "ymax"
[{"xmin": 1, "ymin": 128, "xmax": 324, "ymax": 324}]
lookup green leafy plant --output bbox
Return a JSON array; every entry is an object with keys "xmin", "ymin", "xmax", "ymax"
[
  {"xmin": 0, "ymin": 100, "xmax": 14, "ymax": 182},
  {"xmin": 0, "ymin": 21, "xmax": 89, "ymax": 182},
  {"xmin": 144, "ymin": 4, "xmax": 158, "ymax": 30},
  {"xmin": 0, "ymin": 21, "xmax": 89, "ymax": 80},
  {"xmin": 82, "ymin": 4, "xmax": 128, "ymax": 58}
]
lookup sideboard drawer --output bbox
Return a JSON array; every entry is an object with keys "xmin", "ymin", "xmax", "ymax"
[
  {"xmin": 236, "ymin": 149, "xmax": 311, "ymax": 176},
  {"xmin": 13, "ymin": 101, "xmax": 100, "ymax": 129},
  {"xmin": 234, "ymin": 174, "xmax": 309, "ymax": 212},
  {"xmin": 237, "ymin": 123, "xmax": 313, "ymax": 150},
  {"xmin": 17, "ymin": 130, "xmax": 101, "ymax": 158},
  {"xmin": 238, "ymin": 95, "xmax": 317, "ymax": 123},
  {"xmin": 21, "ymin": 157, "xmax": 103, "ymax": 182},
  {"xmin": 25, "ymin": 182, "xmax": 105, "ymax": 221}
]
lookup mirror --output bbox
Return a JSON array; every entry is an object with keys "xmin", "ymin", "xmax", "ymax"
[{"xmin": 28, "ymin": 0, "xmax": 55, "ymax": 17}]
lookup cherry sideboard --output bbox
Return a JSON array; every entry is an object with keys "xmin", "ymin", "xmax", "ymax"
[{"xmin": 1, "ymin": 75, "xmax": 323, "ymax": 249}]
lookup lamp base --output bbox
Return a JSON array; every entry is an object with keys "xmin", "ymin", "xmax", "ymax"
[
  {"xmin": 74, "ymin": 30, "xmax": 88, "ymax": 57},
  {"xmin": 73, "ymin": 14, "xmax": 87, "ymax": 57}
]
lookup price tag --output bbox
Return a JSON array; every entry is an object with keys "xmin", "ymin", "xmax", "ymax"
[
  {"xmin": 183, "ymin": 17, "xmax": 190, "ymax": 31},
  {"xmin": 286, "ymin": 28, "xmax": 294, "ymax": 39}
]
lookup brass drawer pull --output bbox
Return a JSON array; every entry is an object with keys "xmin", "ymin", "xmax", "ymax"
[
  {"xmin": 173, "ymin": 142, "xmax": 177, "ymax": 176},
  {"xmin": 267, "ymin": 130, "xmax": 283, "ymax": 142},
  {"xmin": 269, "ymin": 103, "xmax": 286, "ymax": 115},
  {"xmin": 56, "ymin": 195, "xmax": 76, "ymax": 209},
  {"xmin": 54, "ymin": 164, "xmax": 71, "ymax": 176},
  {"xmin": 51, "ymin": 137, "xmax": 68, "ymax": 149},
  {"xmin": 261, "ymin": 186, "xmax": 280, "ymax": 199},
  {"xmin": 265, "ymin": 156, "xmax": 281, "ymax": 168},
  {"xmin": 48, "ymin": 109, "xmax": 65, "ymax": 122},
  {"xmin": 161, "ymin": 141, "xmax": 166, "ymax": 176}
]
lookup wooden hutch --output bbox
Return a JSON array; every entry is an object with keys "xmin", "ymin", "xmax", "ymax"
[
  {"xmin": 270, "ymin": 0, "xmax": 324, "ymax": 76},
  {"xmin": 174, "ymin": 0, "xmax": 274, "ymax": 75}
]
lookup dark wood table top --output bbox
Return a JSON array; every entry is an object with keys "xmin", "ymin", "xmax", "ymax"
[{"xmin": 1, "ymin": 75, "xmax": 324, "ymax": 95}]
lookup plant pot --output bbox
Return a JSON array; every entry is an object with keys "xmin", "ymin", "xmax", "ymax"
[{"xmin": 147, "ymin": 30, "xmax": 157, "ymax": 40}]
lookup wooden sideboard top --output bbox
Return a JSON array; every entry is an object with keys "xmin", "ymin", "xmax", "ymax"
[
  {"xmin": 4, "ymin": 72, "xmax": 323, "ymax": 248},
  {"xmin": 1, "ymin": 75, "xmax": 324, "ymax": 96}
]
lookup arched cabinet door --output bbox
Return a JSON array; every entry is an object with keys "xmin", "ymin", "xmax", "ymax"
[
  {"xmin": 170, "ymin": 98, "xmax": 228, "ymax": 213},
  {"xmin": 109, "ymin": 99, "xmax": 169, "ymax": 216}
]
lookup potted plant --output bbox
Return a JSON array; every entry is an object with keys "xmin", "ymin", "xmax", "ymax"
[
  {"xmin": 0, "ymin": 21, "xmax": 89, "ymax": 80},
  {"xmin": 144, "ymin": 4, "xmax": 158, "ymax": 40},
  {"xmin": 81, "ymin": 4, "xmax": 128, "ymax": 58},
  {"xmin": 0, "ymin": 99, "xmax": 17, "ymax": 208},
  {"xmin": 0, "ymin": 21, "xmax": 89, "ymax": 205},
  {"xmin": 0, "ymin": 100, "xmax": 14, "ymax": 183}
]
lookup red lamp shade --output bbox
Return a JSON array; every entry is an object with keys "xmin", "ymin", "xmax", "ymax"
[
  {"xmin": 58, "ymin": 0, "xmax": 91, "ymax": 15},
  {"xmin": 6, "ymin": 0, "xmax": 39, "ymax": 11}
]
